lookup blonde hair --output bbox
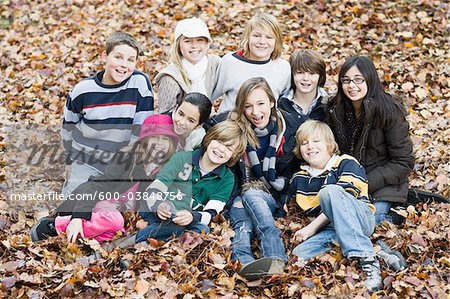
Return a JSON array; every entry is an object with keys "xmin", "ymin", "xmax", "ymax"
[
  {"xmin": 293, "ymin": 120, "xmax": 340, "ymax": 160},
  {"xmin": 202, "ymin": 121, "xmax": 248, "ymax": 166},
  {"xmin": 170, "ymin": 37, "xmax": 191, "ymax": 87},
  {"xmin": 231, "ymin": 77, "xmax": 282, "ymax": 149},
  {"xmin": 240, "ymin": 13, "xmax": 283, "ymax": 60}
]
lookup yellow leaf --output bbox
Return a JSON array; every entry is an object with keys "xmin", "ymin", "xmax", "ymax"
[
  {"xmin": 416, "ymin": 273, "xmax": 429, "ymax": 279},
  {"xmin": 438, "ymin": 257, "xmax": 450, "ymax": 267},
  {"xmin": 157, "ymin": 30, "xmax": 167, "ymax": 38},
  {"xmin": 416, "ymin": 33, "xmax": 423, "ymax": 43},
  {"xmin": 67, "ymin": 243, "xmax": 82, "ymax": 255},
  {"xmin": 135, "ymin": 279, "xmax": 150, "ymax": 295}
]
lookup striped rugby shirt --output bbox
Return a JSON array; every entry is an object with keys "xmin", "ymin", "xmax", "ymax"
[
  {"xmin": 62, "ymin": 70, "xmax": 154, "ymax": 172},
  {"xmin": 290, "ymin": 154, "xmax": 375, "ymax": 214}
]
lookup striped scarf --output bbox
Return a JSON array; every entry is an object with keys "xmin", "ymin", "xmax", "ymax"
[{"xmin": 246, "ymin": 118, "xmax": 286, "ymax": 191}]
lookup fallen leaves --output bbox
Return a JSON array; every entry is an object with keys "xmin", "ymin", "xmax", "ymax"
[
  {"xmin": 135, "ymin": 279, "xmax": 150, "ymax": 295},
  {"xmin": 1, "ymin": 0, "xmax": 449, "ymax": 297},
  {"xmin": 411, "ymin": 233, "xmax": 427, "ymax": 247}
]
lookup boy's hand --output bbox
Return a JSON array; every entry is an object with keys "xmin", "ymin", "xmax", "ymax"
[
  {"xmin": 294, "ymin": 213, "xmax": 329, "ymax": 243},
  {"xmin": 66, "ymin": 218, "xmax": 84, "ymax": 243},
  {"xmin": 172, "ymin": 210, "xmax": 193, "ymax": 226},
  {"xmin": 156, "ymin": 202, "xmax": 173, "ymax": 220},
  {"xmin": 294, "ymin": 225, "xmax": 315, "ymax": 242}
]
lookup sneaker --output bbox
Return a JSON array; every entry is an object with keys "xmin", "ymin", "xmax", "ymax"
[
  {"xmin": 30, "ymin": 217, "xmax": 57, "ymax": 242},
  {"xmin": 266, "ymin": 259, "xmax": 285, "ymax": 276},
  {"xmin": 358, "ymin": 256, "xmax": 383, "ymax": 292},
  {"xmin": 239, "ymin": 257, "xmax": 285, "ymax": 280},
  {"xmin": 376, "ymin": 240, "xmax": 407, "ymax": 271},
  {"xmin": 102, "ymin": 233, "xmax": 137, "ymax": 253},
  {"xmin": 239, "ymin": 257, "xmax": 272, "ymax": 280}
]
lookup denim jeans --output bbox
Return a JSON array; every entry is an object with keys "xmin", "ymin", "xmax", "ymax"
[
  {"xmin": 136, "ymin": 211, "xmax": 209, "ymax": 243},
  {"xmin": 229, "ymin": 189, "xmax": 287, "ymax": 265},
  {"xmin": 374, "ymin": 201, "xmax": 392, "ymax": 225},
  {"xmin": 292, "ymin": 185, "xmax": 375, "ymax": 260},
  {"xmin": 62, "ymin": 161, "xmax": 102, "ymax": 199}
]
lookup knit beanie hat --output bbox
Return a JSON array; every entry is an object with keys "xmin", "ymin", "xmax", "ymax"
[{"xmin": 138, "ymin": 114, "xmax": 179, "ymax": 145}]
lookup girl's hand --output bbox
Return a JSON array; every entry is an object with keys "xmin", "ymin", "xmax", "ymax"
[
  {"xmin": 172, "ymin": 210, "xmax": 193, "ymax": 226},
  {"xmin": 156, "ymin": 202, "xmax": 173, "ymax": 220},
  {"xmin": 294, "ymin": 226, "xmax": 315, "ymax": 243},
  {"xmin": 66, "ymin": 218, "xmax": 84, "ymax": 243}
]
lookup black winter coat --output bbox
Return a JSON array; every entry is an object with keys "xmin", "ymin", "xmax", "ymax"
[
  {"xmin": 278, "ymin": 94, "xmax": 326, "ymax": 128},
  {"xmin": 56, "ymin": 151, "xmax": 158, "ymax": 220},
  {"xmin": 326, "ymin": 98, "xmax": 415, "ymax": 204}
]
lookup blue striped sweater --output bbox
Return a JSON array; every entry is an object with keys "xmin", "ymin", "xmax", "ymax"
[
  {"xmin": 290, "ymin": 154, "xmax": 375, "ymax": 213},
  {"xmin": 62, "ymin": 70, "xmax": 154, "ymax": 172}
]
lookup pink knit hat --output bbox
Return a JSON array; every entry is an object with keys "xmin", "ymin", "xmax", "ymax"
[{"xmin": 138, "ymin": 114, "xmax": 179, "ymax": 145}]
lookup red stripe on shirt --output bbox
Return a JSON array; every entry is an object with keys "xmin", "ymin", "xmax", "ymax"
[{"xmin": 84, "ymin": 102, "xmax": 136, "ymax": 110}]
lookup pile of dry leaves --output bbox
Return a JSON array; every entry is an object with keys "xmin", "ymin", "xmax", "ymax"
[{"xmin": 0, "ymin": 0, "xmax": 448, "ymax": 297}]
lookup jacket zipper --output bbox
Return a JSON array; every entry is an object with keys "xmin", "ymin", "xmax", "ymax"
[{"xmin": 330, "ymin": 108, "xmax": 347, "ymax": 145}]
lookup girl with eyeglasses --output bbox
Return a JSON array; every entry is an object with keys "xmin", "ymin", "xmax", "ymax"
[{"xmin": 325, "ymin": 56, "xmax": 414, "ymax": 225}]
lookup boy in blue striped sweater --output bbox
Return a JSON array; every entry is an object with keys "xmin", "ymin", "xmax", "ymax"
[
  {"xmin": 290, "ymin": 120, "xmax": 382, "ymax": 292},
  {"xmin": 62, "ymin": 32, "xmax": 154, "ymax": 198}
]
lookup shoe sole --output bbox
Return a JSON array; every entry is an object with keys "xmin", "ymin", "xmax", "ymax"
[
  {"xmin": 30, "ymin": 218, "xmax": 45, "ymax": 242},
  {"xmin": 376, "ymin": 240, "xmax": 407, "ymax": 271},
  {"xmin": 239, "ymin": 257, "xmax": 280, "ymax": 280}
]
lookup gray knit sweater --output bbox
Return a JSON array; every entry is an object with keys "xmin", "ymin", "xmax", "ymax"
[{"xmin": 211, "ymin": 52, "xmax": 291, "ymax": 113}]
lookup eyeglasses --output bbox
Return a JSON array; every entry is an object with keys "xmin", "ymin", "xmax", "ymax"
[{"xmin": 341, "ymin": 77, "xmax": 365, "ymax": 85}]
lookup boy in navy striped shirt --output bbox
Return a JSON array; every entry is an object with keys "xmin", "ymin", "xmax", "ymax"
[
  {"xmin": 61, "ymin": 32, "xmax": 154, "ymax": 198},
  {"xmin": 290, "ymin": 120, "xmax": 382, "ymax": 292}
]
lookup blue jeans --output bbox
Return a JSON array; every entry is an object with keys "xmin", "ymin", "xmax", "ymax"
[
  {"xmin": 292, "ymin": 185, "xmax": 375, "ymax": 260},
  {"xmin": 229, "ymin": 189, "xmax": 287, "ymax": 265},
  {"xmin": 136, "ymin": 211, "xmax": 209, "ymax": 243},
  {"xmin": 374, "ymin": 201, "xmax": 392, "ymax": 225}
]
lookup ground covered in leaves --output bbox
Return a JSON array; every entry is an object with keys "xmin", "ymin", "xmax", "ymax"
[{"xmin": 0, "ymin": 0, "xmax": 449, "ymax": 298}]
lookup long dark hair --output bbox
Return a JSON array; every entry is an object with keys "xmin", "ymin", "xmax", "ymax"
[
  {"xmin": 331, "ymin": 56, "xmax": 406, "ymax": 128},
  {"xmin": 174, "ymin": 92, "xmax": 212, "ymax": 126}
]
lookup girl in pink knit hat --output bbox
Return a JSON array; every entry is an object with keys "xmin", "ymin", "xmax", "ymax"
[{"xmin": 31, "ymin": 114, "xmax": 179, "ymax": 243}]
